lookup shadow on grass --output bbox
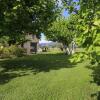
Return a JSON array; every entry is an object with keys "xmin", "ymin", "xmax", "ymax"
[{"xmin": 0, "ymin": 53, "xmax": 77, "ymax": 85}]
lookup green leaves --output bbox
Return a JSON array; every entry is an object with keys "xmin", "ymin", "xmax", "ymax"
[
  {"xmin": 46, "ymin": 14, "xmax": 78, "ymax": 45},
  {"xmin": 0, "ymin": 0, "xmax": 60, "ymax": 36},
  {"xmin": 61, "ymin": 0, "xmax": 100, "ymax": 65}
]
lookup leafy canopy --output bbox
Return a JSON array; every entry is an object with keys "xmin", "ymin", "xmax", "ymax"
[
  {"xmin": 0, "ymin": 0, "xmax": 60, "ymax": 43},
  {"xmin": 62, "ymin": 0, "xmax": 100, "ymax": 64},
  {"xmin": 46, "ymin": 14, "xmax": 78, "ymax": 45}
]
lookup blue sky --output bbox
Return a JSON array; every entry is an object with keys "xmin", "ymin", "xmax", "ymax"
[
  {"xmin": 62, "ymin": 9, "xmax": 69, "ymax": 17},
  {"xmin": 39, "ymin": 33, "xmax": 52, "ymax": 43}
]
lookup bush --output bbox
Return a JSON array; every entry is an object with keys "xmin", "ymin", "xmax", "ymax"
[
  {"xmin": 0, "ymin": 47, "xmax": 11, "ymax": 58},
  {"xmin": 0, "ymin": 47, "xmax": 3, "ymax": 55},
  {"xmin": 0, "ymin": 45, "xmax": 25, "ymax": 59},
  {"xmin": 42, "ymin": 46, "xmax": 49, "ymax": 52},
  {"xmin": 9, "ymin": 45, "xmax": 25, "ymax": 57}
]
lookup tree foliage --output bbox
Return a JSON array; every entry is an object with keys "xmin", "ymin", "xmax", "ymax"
[
  {"xmin": 62, "ymin": 0, "xmax": 100, "ymax": 64},
  {"xmin": 0, "ymin": 0, "xmax": 60, "ymax": 44},
  {"xmin": 46, "ymin": 14, "xmax": 78, "ymax": 46}
]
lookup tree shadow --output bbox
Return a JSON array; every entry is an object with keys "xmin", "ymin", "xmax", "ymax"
[
  {"xmin": 0, "ymin": 72, "xmax": 28, "ymax": 84},
  {"xmin": 0, "ymin": 53, "xmax": 77, "ymax": 85}
]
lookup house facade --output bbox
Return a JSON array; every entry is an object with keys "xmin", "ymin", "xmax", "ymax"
[{"xmin": 24, "ymin": 33, "xmax": 39, "ymax": 54}]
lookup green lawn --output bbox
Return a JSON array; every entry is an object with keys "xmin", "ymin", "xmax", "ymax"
[{"xmin": 0, "ymin": 53, "xmax": 99, "ymax": 100}]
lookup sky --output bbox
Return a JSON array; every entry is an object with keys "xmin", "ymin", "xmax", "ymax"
[
  {"xmin": 62, "ymin": 9, "xmax": 69, "ymax": 17},
  {"xmin": 39, "ymin": 33, "xmax": 52, "ymax": 43}
]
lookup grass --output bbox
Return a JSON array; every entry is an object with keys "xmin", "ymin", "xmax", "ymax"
[{"xmin": 0, "ymin": 53, "xmax": 99, "ymax": 100}]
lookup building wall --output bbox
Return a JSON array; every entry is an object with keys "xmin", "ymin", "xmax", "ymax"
[{"xmin": 23, "ymin": 34, "xmax": 39, "ymax": 54}]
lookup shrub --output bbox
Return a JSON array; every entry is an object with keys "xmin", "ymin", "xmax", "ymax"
[
  {"xmin": 0, "ymin": 45, "xmax": 25, "ymax": 59},
  {"xmin": 0, "ymin": 47, "xmax": 3, "ymax": 57},
  {"xmin": 0, "ymin": 47, "xmax": 11, "ymax": 58},
  {"xmin": 42, "ymin": 46, "xmax": 49, "ymax": 52},
  {"xmin": 9, "ymin": 45, "xmax": 25, "ymax": 57}
]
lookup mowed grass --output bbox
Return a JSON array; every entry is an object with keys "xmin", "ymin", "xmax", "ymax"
[{"xmin": 0, "ymin": 53, "xmax": 99, "ymax": 100}]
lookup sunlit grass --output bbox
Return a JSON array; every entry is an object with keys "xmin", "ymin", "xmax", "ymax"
[{"xmin": 0, "ymin": 53, "xmax": 99, "ymax": 100}]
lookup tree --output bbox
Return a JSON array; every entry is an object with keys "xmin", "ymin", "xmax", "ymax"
[
  {"xmin": 62, "ymin": 0, "xmax": 100, "ymax": 64},
  {"xmin": 0, "ymin": 0, "xmax": 60, "ymax": 44},
  {"xmin": 46, "ymin": 14, "xmax": 78, "ymax": 54}
]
